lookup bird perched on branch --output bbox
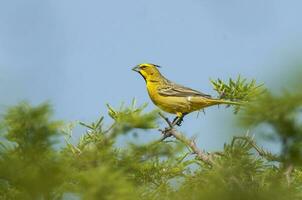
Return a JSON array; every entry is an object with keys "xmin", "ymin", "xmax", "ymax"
[{"xmin": 132, "ymin": 63, "xmax": 240, "ymax": 126}]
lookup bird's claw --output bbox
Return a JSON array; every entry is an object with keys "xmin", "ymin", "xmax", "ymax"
[
  {"xmin": 176, "ymin": 118, "xmax": 183, "ymax": 126},
  {"xmin": 173, "ymin": 117, "xmax": 184, "ymax": 126}
]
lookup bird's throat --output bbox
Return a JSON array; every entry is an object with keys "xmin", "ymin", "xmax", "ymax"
[{"xmin": 139, "ymin": 72, "xmax": 147, "ymax": 83}]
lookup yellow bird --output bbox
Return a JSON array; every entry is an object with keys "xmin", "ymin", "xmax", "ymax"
[{"xmin": 132, "ymin": 63, "xmax": 240, "ymax": 126}]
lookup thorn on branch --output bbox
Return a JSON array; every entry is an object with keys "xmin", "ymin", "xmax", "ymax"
[{"xmin": 231, "ymin": 136, "xmax": 281, "ymax": 162}]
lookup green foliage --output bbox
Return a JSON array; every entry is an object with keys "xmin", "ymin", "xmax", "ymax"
[
  {"xmin": 76, "ymin": 166, "xmax": 138, "ymax": 200},
  {"xmin": 3, "ymin": 102, "xmax": 61, "ymax": 153},
  {"xmin": 174, "ymin": 139, "xmax": 298, "ymax": 200},
  {"xmin": 211, "ymin": 76, "xmax": 265, "ymax": 113},
  {"xmin": 106, "ymin": 99, "xmax": 158, "ymax": 133},
  {"xmin": 1, "ymin": 77, "xmax": 302, "ymax": 199},
  {"xmin": 0, "ymin": 102, "xmax": 66, "ymax": 200},
  {"xmin": 211, "ymin": 76, "xmax": 264, "ymax": 101},
  {"xmin": 240, "ymin": 90, "xmax": 302, "ymax": 166}
]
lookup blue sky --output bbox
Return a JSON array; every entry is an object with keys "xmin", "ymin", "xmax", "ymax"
[{"xmin": 0, "ymin": 0, "xmax": 302, "ymax": 150}]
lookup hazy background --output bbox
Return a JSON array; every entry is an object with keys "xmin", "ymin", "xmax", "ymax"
[{"xmin": 1, "ymin": 0, "xmax": 302, "ymax": 151}]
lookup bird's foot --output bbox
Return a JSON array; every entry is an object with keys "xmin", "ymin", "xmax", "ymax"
[
  {"xmin": 176, "ymin": 118, "xmax": 183, "ymax": 126},
  {"xmin": 172, "ymin": 116, "xmax": 184, "ymax": 126}
]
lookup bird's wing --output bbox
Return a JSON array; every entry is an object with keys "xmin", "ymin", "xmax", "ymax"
[{"xmin": 158, "ymin": 80, "xmax": 211, "ymax": 98}]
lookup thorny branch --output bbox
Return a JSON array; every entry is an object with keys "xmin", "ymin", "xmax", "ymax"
[
  {"xmin": 158, "ymin": 113, "xmax": 215, "ymax": 165},
  {"xmin": 231, "ymin": 136, "xmax": 281, "ymax": 162},
  {"xmin": 158, "ymin": 113, "xmax": 283, "ymax": 166}
]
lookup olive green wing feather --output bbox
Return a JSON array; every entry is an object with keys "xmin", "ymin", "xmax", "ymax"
[{"xmin": 158, "ymin": 80, "xmax": 211, "ymax": 98}]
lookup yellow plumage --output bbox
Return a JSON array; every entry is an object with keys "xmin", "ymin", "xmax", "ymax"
[{"xmin": 132, "ymin": 63, "xmax": 240, "ymax": 125}]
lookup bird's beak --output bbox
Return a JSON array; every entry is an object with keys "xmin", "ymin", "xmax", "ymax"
[{"xmin": 132, "ymin": 66, "xmax": 140, "ymax": 72}]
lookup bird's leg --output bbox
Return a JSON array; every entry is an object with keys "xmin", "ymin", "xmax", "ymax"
[
  {"xmin": 173, "ymin": 113, "xmax": 187, "ymax": 126},
  {"xmin": 176, "ymin": 117, "xmax": 184, "ymax": 126},
  {"xmin": 172, "ymin": 116, "xmax": 179, "ymax": 125}
]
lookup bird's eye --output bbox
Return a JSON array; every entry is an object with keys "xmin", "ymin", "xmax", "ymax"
[{"xmin": 140, "ymin": 65, "xmax": 147, "ymax": 69}]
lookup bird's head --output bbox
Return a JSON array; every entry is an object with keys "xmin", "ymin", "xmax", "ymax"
[{"xmin": 132, "ymin": 63, "xmax": 162, "ymax": 82}]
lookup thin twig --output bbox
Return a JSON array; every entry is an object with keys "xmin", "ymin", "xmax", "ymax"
[
  {"xmin": 158, "ymin": 112, "xmax": 173, "ymax": 128},
  {"xmin": 232, "ymin": 136, "xmax": 281, "ymax": 162},
  {"xmin": 177, "ymin": 152, "xmax": 192, "ymax": 164},
  {"xmin": 284, "ymin": 164, "xmax": 293, "ymax": 186},
  {"xmin": 158, "ymin": 113, "xmax": 214, "ymax": 165},
  {"xmin": 103, "ymin": 123, "xmax": 115, "ymax": 134}
]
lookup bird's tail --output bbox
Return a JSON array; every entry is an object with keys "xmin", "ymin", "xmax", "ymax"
[
  {"xmin": 209, "ymin": 98, "xmax": 242, "ymax": 106},
  {"xmin": 189, "ymin": 96, "xmax": 242, "ymax": 111}
]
